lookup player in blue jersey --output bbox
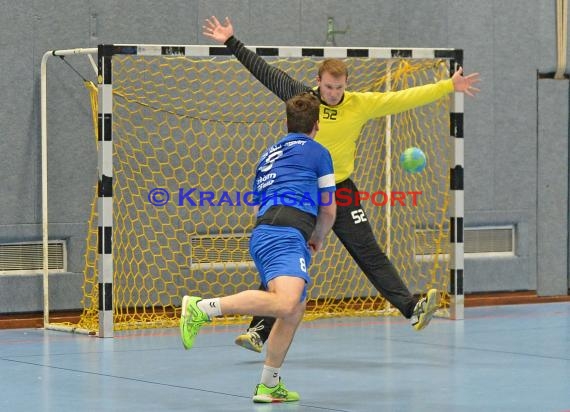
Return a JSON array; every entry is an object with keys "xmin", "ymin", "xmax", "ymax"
[{"xmin": 180, "ymin": 93, "xmax": 336, "ymax": 403}]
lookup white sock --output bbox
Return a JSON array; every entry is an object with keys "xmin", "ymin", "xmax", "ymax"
[
  {"xmin": 197, "ymin": 298, "xmax": 222, "ymax": 318},
  {"xmin": 260, "ymin": 365, "xmax": 280, "ymax": 388}
]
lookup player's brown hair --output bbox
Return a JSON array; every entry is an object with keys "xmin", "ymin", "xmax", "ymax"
[{"xmin": 286, "ymin": 93, "xmax": 320, "ymax": 134}]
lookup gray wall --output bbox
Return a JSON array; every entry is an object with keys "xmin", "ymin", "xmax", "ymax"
[{"xmin": 0, "ymin": 0, "xmax": 568, "ymax": 312}]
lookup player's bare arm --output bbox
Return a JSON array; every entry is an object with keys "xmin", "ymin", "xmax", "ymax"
[{"xmin": 308, "ymin": 195, "xmax": 336, "ymax": 254}]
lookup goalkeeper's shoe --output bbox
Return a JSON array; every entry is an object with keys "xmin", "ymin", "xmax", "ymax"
[
  {"xmin": 180, "ymin": 295, "xmax": 210, "ymax": 350},
  {"xmin": 252, "ymin": 379, "xmax": 300, "ymax": 403},
  {"xmin": 411, "ymin": 288, "xmax": 438, "ymax": 331},
  {"xmin": 234, "ymin": 322, "xmax": 265, "ymax": 353}
]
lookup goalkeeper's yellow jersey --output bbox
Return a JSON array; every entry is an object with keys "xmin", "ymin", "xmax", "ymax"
[{"xmin": 315, "ymin": 79, "xmax": 454, "ymax": 183}]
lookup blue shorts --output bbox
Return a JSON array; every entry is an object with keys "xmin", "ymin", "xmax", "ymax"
[{"xmin": 249, "ymin": 225, "xmax": 311, "ymax": 301}]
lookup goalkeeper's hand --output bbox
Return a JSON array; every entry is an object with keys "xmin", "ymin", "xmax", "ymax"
[
  {"xmin": 203, "ymin": 16, "xmax": 234, "ymax": 44},
  {"xmin": 452, "ymin": 67, "xmax": 481, "ymax": 97}
]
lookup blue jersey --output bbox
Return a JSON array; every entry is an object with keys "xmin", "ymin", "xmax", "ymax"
[{"xmin": 253, "ymin": 133, "xmax": 335, "ymax": 217}]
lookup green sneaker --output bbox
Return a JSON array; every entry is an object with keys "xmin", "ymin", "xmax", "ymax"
[
  {"xmin": 252, "ymin": 379, "xmax": 300, "ymax": 403},
  {"xmin": 411, "ymin": 288, "xmax": 439, "ymax": 331},
  {"xmin": 179, "ymin": 295, "xmax": 210, "ymax": 350}
]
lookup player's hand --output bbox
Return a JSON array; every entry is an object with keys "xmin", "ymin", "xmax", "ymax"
[
  {"xmin": 308, "ymin": 237, "xmax": 323, "ymax": 255},
  {"xmin": 452, "ymin": 67, "xmax": 481, "ymax": 97},
  {"xmin": 203, "ymin": 16, "xmax": 234, "ymax": 44}
]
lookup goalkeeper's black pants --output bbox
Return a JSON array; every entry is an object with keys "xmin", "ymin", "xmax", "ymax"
[{"xmin": 248, "ymin": 178, "xmax": 418, "ymax": 343}]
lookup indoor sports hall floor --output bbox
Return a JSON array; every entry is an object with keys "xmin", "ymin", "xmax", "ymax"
[{"xmin": 1, "ymin": 302, "xmax": 569, "ymax": 411}]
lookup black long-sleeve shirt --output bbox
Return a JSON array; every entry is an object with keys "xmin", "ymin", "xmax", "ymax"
[{"xmin": 225, "ymin": 36, "xmax": 312, "ymax": 101}]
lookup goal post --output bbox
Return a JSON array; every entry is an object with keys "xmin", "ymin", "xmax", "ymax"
[
  {"xmin": 40, "ymin": 47, "xmax": 98, "ymax": 335},
  {"xmin": 42, "ymin": 44, "xmax": 464, "ymax": 337}
]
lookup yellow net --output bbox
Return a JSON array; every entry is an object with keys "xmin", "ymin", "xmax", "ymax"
[{"xmin": 67, "ymin": 54, "xmax": 451, "ymax": 332}]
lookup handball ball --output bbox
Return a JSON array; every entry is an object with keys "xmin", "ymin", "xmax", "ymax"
[{"xmin": 400, "ymin": 147, "xmax": 427, "ymax": 173}]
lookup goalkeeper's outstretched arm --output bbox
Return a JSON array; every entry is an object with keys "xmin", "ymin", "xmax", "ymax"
[{"xmin": 203, "ymin": 16, "xmax": 310, "ymax": 101}]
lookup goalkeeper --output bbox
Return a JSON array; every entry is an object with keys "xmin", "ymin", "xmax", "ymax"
[
  {"xmin": 180, "ymin": 93, "xmax": 336, "ymax": 402},
  {"xmin": 203, "ymin": 15, "xmax": 480, "ymax": 353}
]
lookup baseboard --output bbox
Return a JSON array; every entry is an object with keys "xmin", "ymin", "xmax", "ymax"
[
  {"xmin": 1, "ymin": 291, "xmax": 569, "ymax": 330},
  {"xmin": 464, "ymin": 290, "xmax": 570, "ymax": 307},
  {"xmin": 0, "ymin": 310, "xmax": 82, "ymax": 330}
]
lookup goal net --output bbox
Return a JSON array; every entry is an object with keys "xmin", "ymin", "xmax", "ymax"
[{"xmin": 43, "ymin": 44, "xmax": 464, "ymax": 335}]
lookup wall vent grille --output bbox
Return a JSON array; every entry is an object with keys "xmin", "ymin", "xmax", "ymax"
[
  {"xmin": 0, "ymin": 241, "xmax": 66, "ymax": 274},
  {"xmin": 415, "ymin": 225, "xmax": 515, "ymax": 257}
]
